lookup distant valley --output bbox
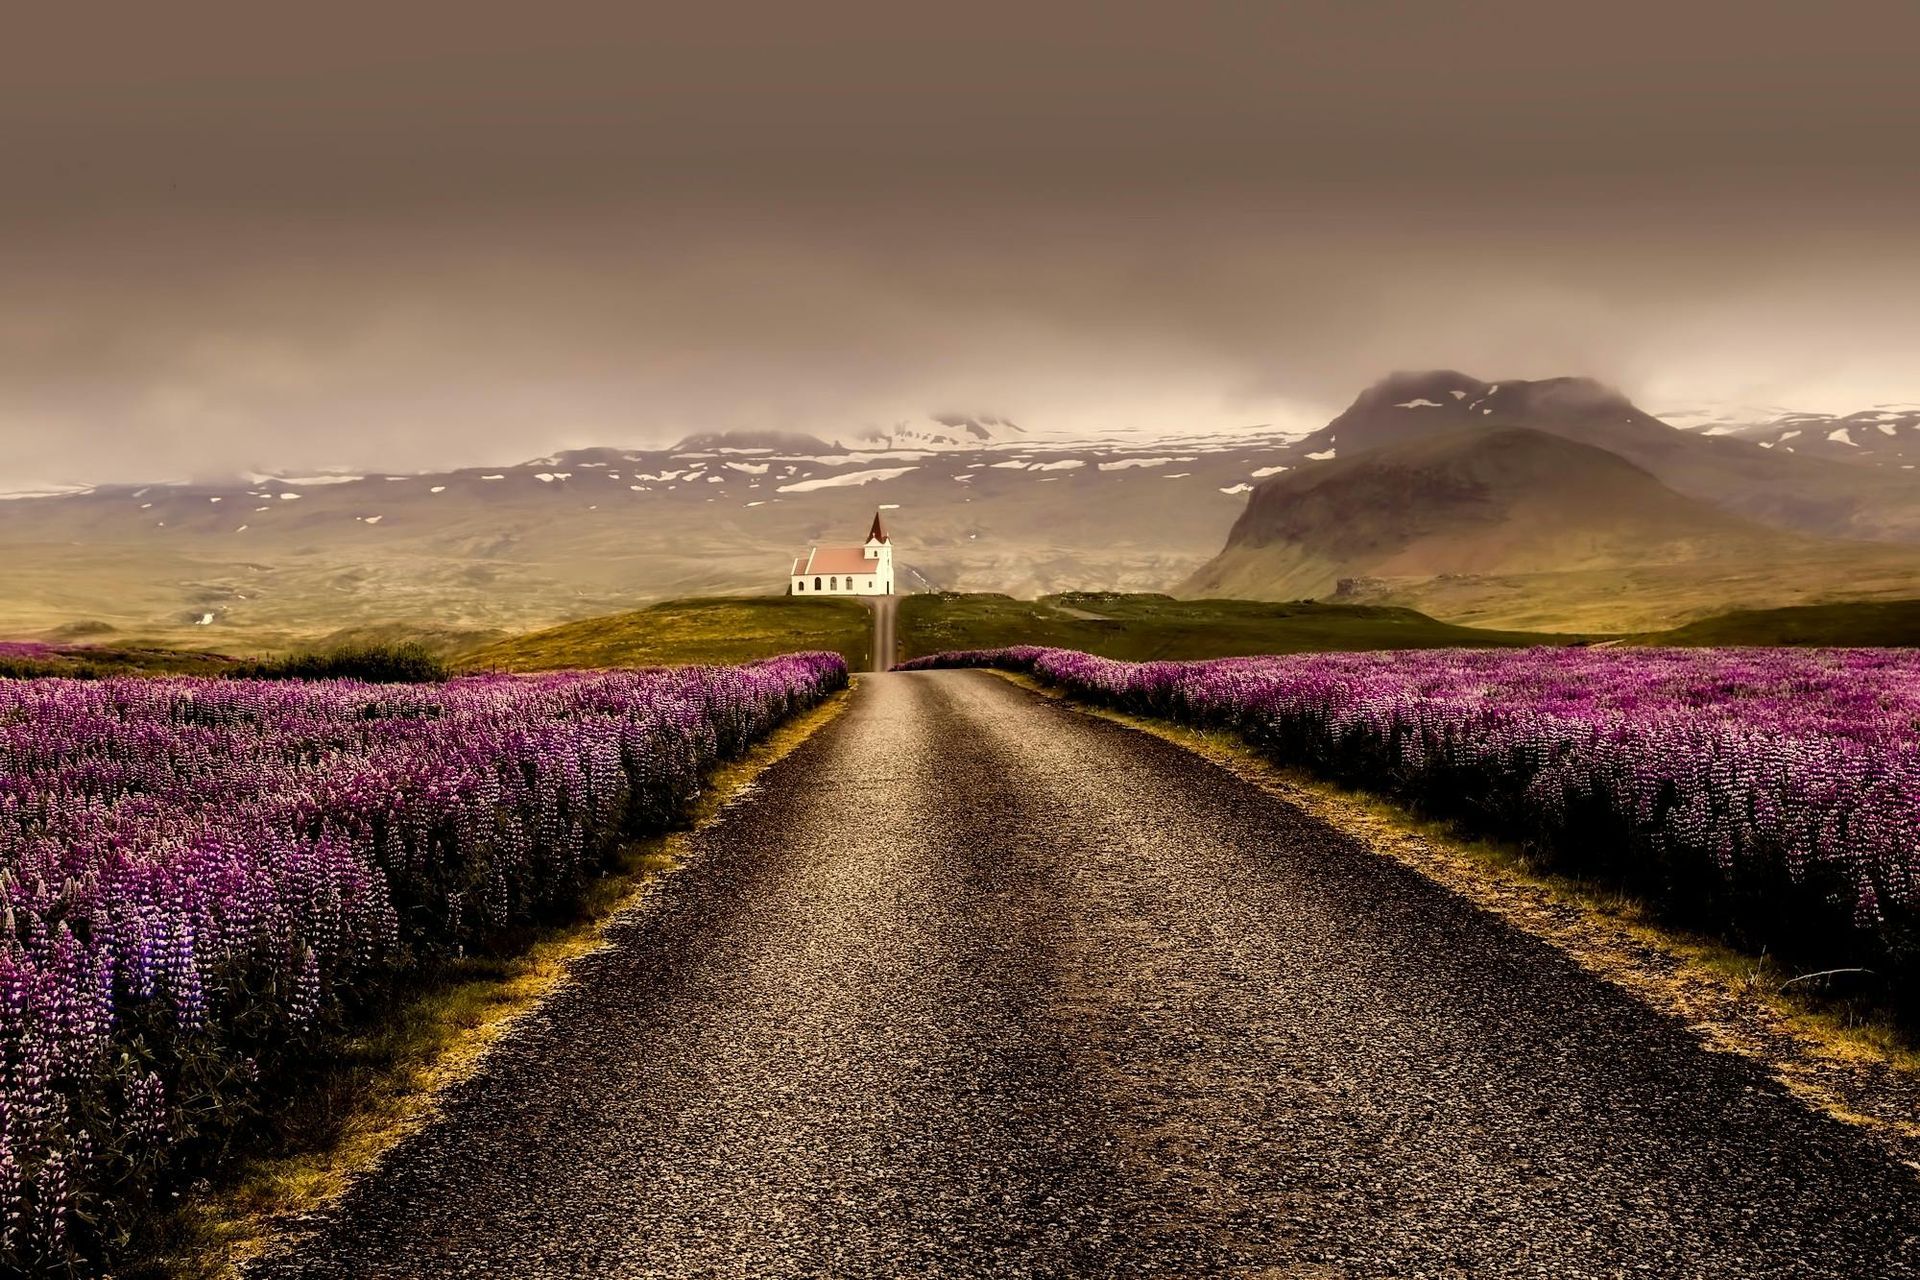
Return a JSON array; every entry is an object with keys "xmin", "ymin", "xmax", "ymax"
[
  {"xmin": 5, "ymin": 380, "xmax": 1920, "ymax": 644},
  {"xmin": 0, "ymin": 417, "xmax": 1289, "ymax": 646}
]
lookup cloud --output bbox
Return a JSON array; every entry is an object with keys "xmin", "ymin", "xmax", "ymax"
[{"xmin": 2, "ymin": 1, "xmax": 1918, "ymax": 481}]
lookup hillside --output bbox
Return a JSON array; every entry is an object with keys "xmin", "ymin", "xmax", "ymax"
[
  {"xmin": 0, "ymin": 430, "xmax": 1297, "ymax": 646},
  {"xmin": 459, "ymin": 596, "xmax": 873, "ymax": 672},
  {"xmin": 6, "ymin": 371, "xmax": 1920, "ymax": 646},
  {"xmin": 1270, "ymin": 371, "xmax": 1920, "ymax": 542},
  {"xmin": 1639, "ymin": 599, "xmax": 1920, "ymax": 647},
  {"xmin": 898, "ymin": 592, "xmax": 1567, "ymax": 660},
  {"xmin": 1715, "ymin": 409, "xmax": 1920, "ymax": 468},
  {"xmin": 670, "ymin": 430, "xmax": 837, "ymax": 454},
  {"xmin": 1185, "ymin": 426, "xmax": 1920, "ymax": 630},
  {"xmin": 1189, "ymin": 426, "xmax": 1769, "ymax": 596}
]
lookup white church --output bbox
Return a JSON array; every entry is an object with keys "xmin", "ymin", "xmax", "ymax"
[{"xmin": 789, "ymin": 510, "xmax": 895, "ymax": 596}]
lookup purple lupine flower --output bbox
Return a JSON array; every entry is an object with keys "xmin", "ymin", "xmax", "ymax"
[
  {"xmin": 906, "ymin": 643, "xmax": 1920, "ymax": 994},
  {"xmin": 0, "ymin": 650, "xmax": 846, "ymax": 1270}
]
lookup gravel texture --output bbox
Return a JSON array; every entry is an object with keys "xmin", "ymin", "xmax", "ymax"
[
  {"xmin": 867, "ymin": 594, "xmax": 897, "ymax": 672},
  {"xmin": 254, "ymin": 670, "xmax": 1920, "ymax": 1278}
]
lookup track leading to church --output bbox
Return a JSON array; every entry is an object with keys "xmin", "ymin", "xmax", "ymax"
[
  {"xmin": 866, "ymin": 594, "xmax": 896, "ymax": 671},
  {"xmin": 254, "ymin": 670, "xmax": 1920, "ymax": 1279}
]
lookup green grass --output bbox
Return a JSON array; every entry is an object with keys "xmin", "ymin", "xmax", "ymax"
[
  {"xmin": 898, "ymin": 592, "xmax": 1579, "ymax": 661},
  {"xmin": 458, "ymin": 595, "xmax": 872, "ymax": 672},
  {"xmin": 225, "ymin": 642, "xmax": 451, "ymax": 683},
  {"xmin": 307, "ymin": 622, "xmax": 511, "ymax": 660},
  {"xmin": 0, "ymin": 644, "xmax": 234, "ymax": 679},
  {"xmin": 1638, "ymin": 599, "xmax": 1920, "ymax": 647}
]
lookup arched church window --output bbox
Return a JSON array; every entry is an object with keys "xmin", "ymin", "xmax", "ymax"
[{"xmin": 815, "ymin": 577, "xmax": 822, "ymax": 591}]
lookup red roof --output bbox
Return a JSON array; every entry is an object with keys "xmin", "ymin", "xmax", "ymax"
[
  {"xmin": 793, "ymin": 546, "xmax": 877, "ymax": 576},
  {"xmin": 868, "ymin": 510, "xmax": 889, "ymax": 543}
]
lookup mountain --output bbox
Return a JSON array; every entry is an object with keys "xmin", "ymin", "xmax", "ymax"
[
  {"xmin": 1268, "ymin": 372, "xmax": 1920, "ymax": 543},
  {"xmin": 1187, "ymin": 423, "xmax": 1920, "ymax": 630},
  {"xmin": 851, "ymin": 414, "xmax": 1027, "ymax": 450},
  {"xmin": 1188, "ymin": 426, "xmax": 1775, "ymax": 598},
  {"xmin": 8, "ymin": 373, "xmax": 1919, "ymax": 645},
  {"xmin": 670, "ymin": 430, "xmax": 838, "ymax": 453},
  {"xmin": 1705, "ymin": 408, "xmax": 1920, "ymax": 468},
  {"xmin": 1293, "ymin": 371, "xmax": 1663, "ymax": 457},
  {"xmin": 0, "ymin": 431, "xmax": 1299, "ymax": 646}
]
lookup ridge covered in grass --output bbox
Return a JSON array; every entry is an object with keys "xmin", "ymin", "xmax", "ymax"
[
  {"xmin": 897, "ymin": 592, "xmax": 1577, "ymax": 661},
  {"xmin": 460, "ymin": 596, "xmax": 872, "ymax": 672}
]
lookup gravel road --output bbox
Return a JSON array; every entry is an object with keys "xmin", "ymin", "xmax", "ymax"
[
  {"xmin": 865, "ymin": 595, "xmax": 897, "ymax": 672},
  {"xmin": 256, "ymin": 670, "xmax": 1920, "ymax": 1279}
]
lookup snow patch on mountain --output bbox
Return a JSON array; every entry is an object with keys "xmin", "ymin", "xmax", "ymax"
[{"xmin": 777, "ymin": 466, "xmax": 920, "ymax": 493}]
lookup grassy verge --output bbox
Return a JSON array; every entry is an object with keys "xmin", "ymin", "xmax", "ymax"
[
  {"xmin": 988, "ymin": 670, "xmax": 1920, "ymax": 1150},
  {"xmin": 898, "ymin": 592, "xmax": 1582, "ymax": 662},
  {"xmin": 460, "ymin": 596, "xmax": 871, "ymax": 672},
  {"xmin": 144, "ymin": 687, "xmax": 853, "ymax": 1279}
]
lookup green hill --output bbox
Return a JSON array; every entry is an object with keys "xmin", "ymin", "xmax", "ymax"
[
  {"xmin": 1641, "ymin": 599, "xmax": 1920, "ymax": 647},
  {"xmin": 899, "ymin": 592, "xmax": 1574, "ymax": 661},
  {"xmin": 458, "ymin": 596, "xmax": 871, "ymax": 671}
]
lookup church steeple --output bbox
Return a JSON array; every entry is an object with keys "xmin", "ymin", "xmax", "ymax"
[{"xmin": 866, "ymin": 509, "xmax": 889, "ymax": 544}]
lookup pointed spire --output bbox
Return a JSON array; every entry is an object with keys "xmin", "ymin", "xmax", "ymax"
[{"xmin": 867, "ymin": 509, "xmax": 889, "ymax": 544}]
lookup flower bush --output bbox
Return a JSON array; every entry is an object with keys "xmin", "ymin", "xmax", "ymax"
[
  {"xmin": 902, "ymin": 646, "xmax": 1920, "ymax": 1000},
  {"xmin": 0, "ymin": 654, "xmax": 845, "ymax": 1271}
]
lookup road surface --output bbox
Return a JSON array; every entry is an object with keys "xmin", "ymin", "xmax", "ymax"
[
  {"xmin": 256, "ymin": 671, "xmax": 1920, "ymax": 1278},
  {"xmin": 866, "ymin": 595, "xmax": 897, "ymax": 672}
]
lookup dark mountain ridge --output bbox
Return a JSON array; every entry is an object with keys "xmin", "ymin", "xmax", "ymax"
[
  {"xmin": 1190, "ymin": 426, "xmax": 1778, "ymax": 596},
  {"xmin": 1277, "ymin": 371, "xmax": 1920, "ymax": 543},
  {"xmin": 670, "ymin": 430, "xmax": 839, "ymax": 453},
  {"xmin": 1191, "ymin": 418, "xmax": 1920, "ymax": 629}
]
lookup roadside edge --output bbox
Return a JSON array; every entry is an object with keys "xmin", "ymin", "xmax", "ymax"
[
  {"xmin": 160, "ymin": 685, "xmax": 856, "ymax": 1278},
  {"xmin": 983, "ymin": 668, "xmax": 1920, "ymax": 1167}
]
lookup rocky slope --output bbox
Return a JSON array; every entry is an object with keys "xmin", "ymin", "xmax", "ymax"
[
  {"xmin": 1267, "ymin": 371, "xmax": 1920, "ymax": 543},
  {"xmin": 1188, "ymin": 415, "xmax": 1920, "ymax": 630}
]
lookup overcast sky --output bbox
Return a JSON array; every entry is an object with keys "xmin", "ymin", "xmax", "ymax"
[{"xmin": 5, "ymin": 1, "xmax": 1918, "ymax": 483}]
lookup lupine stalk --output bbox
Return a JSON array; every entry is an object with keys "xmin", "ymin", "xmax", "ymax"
[
  {"xmin": 903, "ymin": 645, "xmax": 1920, "ymax": 997},
  {"xmin": 0, "ymin": 653, "xmax": 846, "ymax": 1272}
]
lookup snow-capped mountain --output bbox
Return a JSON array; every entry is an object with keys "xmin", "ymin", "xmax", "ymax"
[
  {"xmin": 3, "ymin": 378, "xmax": 1917, "ymax": 644},
  {"xmin": 1663, "ymin": 403, "xmax": 1920, "ymax": 468},
  {"xmin": 851, "ymin": 414, "xmax": 1028, "ymax": 450},
  {"xmin": 1713, "ymin": 408, "xmax": 1920, "ymax": 468},
  {"xmin": 0, "ymin": 427, "xmax": 1306, "ymax": 642}
]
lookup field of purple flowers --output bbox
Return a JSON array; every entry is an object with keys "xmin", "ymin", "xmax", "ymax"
[
  {"xmin": 0, "ymin": 654, "xmax": 845, "ymax": 1272},
  {"xmin": 903, "ymin": 646, "xmax": 1920, "ymax": 1004}
]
